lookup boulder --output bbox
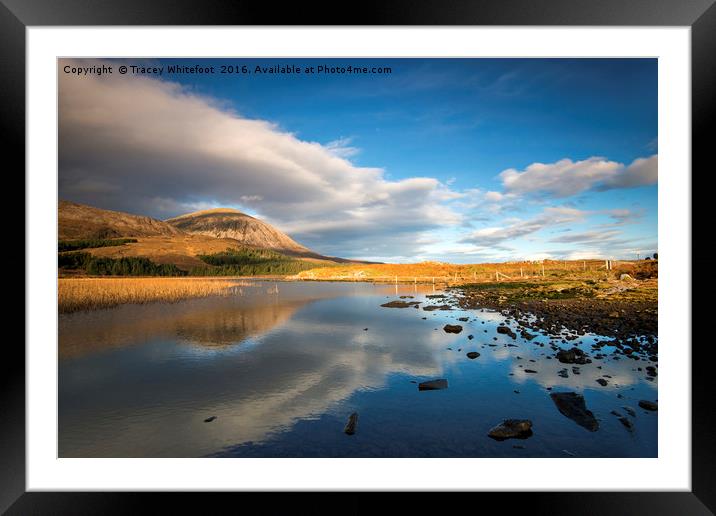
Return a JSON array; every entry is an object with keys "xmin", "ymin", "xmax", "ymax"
[
  {"xmin": 466, "ymin": 351, "xmax": 480, "ymax": 359},
  {"xmin": 488, "ymin": 419, "xmax": 533, "ymax": 441},
  {"xmin": 556, "ymin": 347, "xmax": 591, "ymax": 364},
  {"xmin": 443, "ymin": 324, "xmax": 463, "ymax": 334},
  {"xmin": 381, "ymin": 300, "xmax": 421, "ymax": 308},
  {"xmin": 638, "ymin": 400, "xmax": 658, "ymax": 411}
]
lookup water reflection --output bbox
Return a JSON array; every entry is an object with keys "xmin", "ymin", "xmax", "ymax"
[{"xmin": 58, "ymin": 281, "xmax": 657, "ymax": 458}]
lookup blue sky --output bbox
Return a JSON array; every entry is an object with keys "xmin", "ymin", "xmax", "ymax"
[{"xmin": 59, "ymin": 58, "xmax": 657, "ymax": 262}]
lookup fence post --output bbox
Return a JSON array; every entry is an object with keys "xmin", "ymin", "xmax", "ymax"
[
  {"xmin": 395, "ymin": 275, "xmax": 398, "ymax": 284},
  {"xmin": 520, "ymin": 267, "xmax": 523, "ymax": 278},
  {"xmin": 541, "ymin": 264, "xmax": 545, "ymax": 277}
]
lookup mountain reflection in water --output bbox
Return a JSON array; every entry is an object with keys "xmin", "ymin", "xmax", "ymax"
[{"xmin": 59, "ymin": 281, "xmax": 657, "ymax": 458}]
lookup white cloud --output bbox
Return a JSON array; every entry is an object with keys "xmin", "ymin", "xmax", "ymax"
[
  {"xmin": 324, "ymin": 137, "xmax": 360, "ymax": 158},
  {"xmin": 499, "ymin": 155, "xmax": 657, "ymax": 197},
  {"xmin": 549, "ymin": 229, "xmax": 622, "ymax": 244},
  {"xmin": 459, "ymin": 207, "xmax": 586, "ymax": 246}
]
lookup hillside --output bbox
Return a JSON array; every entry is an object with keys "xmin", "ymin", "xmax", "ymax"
[
  {"xmin": 59, "ymin": 200, "xmax": 181, "ymax": 240},
  {"xmin": 57, "ymin": 201, "xmax": 355, "ymax": 274},
  {"xmin": 165, "ymin": 208, "xmax": 311, "ymax": 255},
  {"xmin": 166, "ymin": 208, "xmax": 356, "ymax": 263}
]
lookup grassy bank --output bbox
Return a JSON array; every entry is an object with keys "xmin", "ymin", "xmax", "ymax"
[
  {"xmin": 58, "ymin": 277, "xmax": 248, "ymax": 313},
  {"xmin": 293, "ymin": 259, "xmax": 657, "ymax": 284}
]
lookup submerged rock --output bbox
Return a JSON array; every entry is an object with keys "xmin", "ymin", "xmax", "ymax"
[
  {"xmin": 444, "ymin": 324, "xmax": 463, "ymax": 334},
  {"xmin": 550, "ymin": 392, "xmax": 599, "ymax": 431},
  {"xmin": 419, "ymin": 379, "xmax": 448, "ymax": 391},
  {"xmin": 638, "ymin": 400, "xmax": 658, "ymax": 411},
  {"xmin": 381, "ymin": 300, "xmax": 421, "ymax": 308},
  {"xmin": 487, "ymin": 419, "xmax": 533, "ymax": 441},
  {"xmin": 618, "ymin": 416, "xmax": 634, "ymax": 431},
  {"xmin": 344, "ymin": 412, "xmax": 358, "ymax": 435},
  {"xmin": 466, "ymin": 351, "xmax": 480, "ymax": 359}
]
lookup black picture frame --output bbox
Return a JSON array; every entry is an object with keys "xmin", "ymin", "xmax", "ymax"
[{"xmin": 5, "ymin": 0, "xmax": 713, "ymax": 513}]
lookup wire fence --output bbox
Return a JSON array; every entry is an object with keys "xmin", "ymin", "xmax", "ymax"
[{"xmin": 297, "ymin": 260, "xmax": 640, "ymax": 284}]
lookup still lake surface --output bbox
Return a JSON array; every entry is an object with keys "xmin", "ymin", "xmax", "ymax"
[{"xmin": 59, "ymin": 281, "xmax": 657, "ymax": 457}]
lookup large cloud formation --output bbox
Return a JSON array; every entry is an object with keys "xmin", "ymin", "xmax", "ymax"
[
  {"xmin": 499, "ymin": 155, "xmax": 658, "ymax": 198},
  {"xmin": 58, "ymin": 60, "xmax": 461, "ymax": 259}
]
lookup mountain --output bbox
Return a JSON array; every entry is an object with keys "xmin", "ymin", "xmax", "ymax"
[
  {"xmin": 59, "ymin": 200, "xmax": 181, "ymax": 240},
  {"xmin": 166, "ymin": 208, "xmax": 336, "ymax": 261},
  {"xmin": 58, "ymin": 201, "xmax": 367, "ymax": 270}
]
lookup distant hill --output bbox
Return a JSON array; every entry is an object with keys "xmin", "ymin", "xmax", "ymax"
[
  {"xmin": 166, "ymin": 208, "xmax": 360, "ymax": 263},
  {"xmin": 59, "ymin": 200, "xmax": 181, "ymax": 240},
  {"xmin": 58, "ymin": 201, "xmax": 370, "ymax": 272}
]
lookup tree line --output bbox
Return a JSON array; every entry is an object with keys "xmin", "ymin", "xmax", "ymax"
[{"xmin": 58, "ymin": 238, "xmax": 138, "ymax": 252}]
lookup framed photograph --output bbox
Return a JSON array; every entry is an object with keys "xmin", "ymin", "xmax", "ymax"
[{"xmin": 7, "ymin": 0, "xmax": 713, "ymax": 513}]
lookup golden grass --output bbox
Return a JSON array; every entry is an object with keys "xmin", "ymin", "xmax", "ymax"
[
  {"xmin": 58, "ymin": 277, "xmax": 248, "ymax": 313},
  {"xmin": 293, "ymin": 259, "xmax": 632, "ymax": 283}
]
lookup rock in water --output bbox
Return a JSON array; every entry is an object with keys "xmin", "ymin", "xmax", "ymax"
[
  {"xmin": 466, "ymin": 351, "xmax": 480, "ymax": 359},
  {"xmin": 556, "ymin": 347, "xmax": 592, "ymax": 364},
  {"xmin": 344, "ymin": 412, "xmax": 358, "ymax": 435},
  {"xmin": 638, "ymin": 400, "xmax": 658, "ymax": 411},
  {"xmin": 622, "ymin": 406, "xmax": 636, "ymax": 417},
  {"xmin": 497, "ymin": 326, "xmax": 517, "ymax": 339},
  {"xmin": 443, "ymin": 324, "xmax": 463, "ymax": 334},
  {"xmin": 488, "ymin": 419, "xmax": 533, "ymax": 441},
  {"xmin": 418, "ymin": 379, "xmax": 448, "ymax": 391},
  {"xmin": 550, "ymin": 392, "xmax": 599, "ymax": 431},
  {"xmin": 595, "ymin": 378, "xmax": 608, "ymax": 386},
  {"xmin": 618, "ymin": 416, "xmax": 634, "ymax": 431},
  {"xmin": 381, "ymin": 300, "xmax": 421, "ymax": 308},
  {"xmin": 204, "ymin": 416, "xmax": 217, "ymax": 423}
]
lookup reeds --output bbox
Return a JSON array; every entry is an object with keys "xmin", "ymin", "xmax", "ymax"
[{"xmin": 58, "ymin": 277, "xmax": 249, "ymax": 313}]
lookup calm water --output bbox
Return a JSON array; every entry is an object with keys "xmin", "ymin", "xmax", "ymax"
[{"xmin": 59, "ymin": 281, "xmax": 657, "ymax": 457}]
